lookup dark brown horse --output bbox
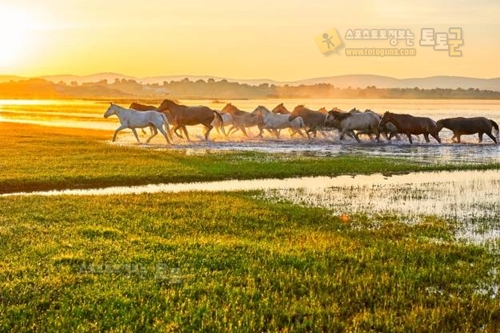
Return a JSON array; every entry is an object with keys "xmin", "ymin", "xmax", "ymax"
[
  {"xmin": 129, "ymin": 102, "xmax": 157, "ymax": 111},
  {"xmin": 436, "ymin": 117, "xmax": 499, "ymax": 143},
  {"xmin": 157, "ymin": 99, "xmax": 225, "ymax": 141},
  {"xmin": 288, "ymin": 105, "xmax": 327, "ymax": 137},
  {"xmin": 379, "ymin": 112, "xmax": 441, "ymax": 144}
]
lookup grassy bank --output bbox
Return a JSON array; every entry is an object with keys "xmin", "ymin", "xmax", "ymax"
[
  {"xmin": 1, "ymin": 123, "xmax": 499, "ymax": 194},
  {"xmin": 0, "ymin": 192, "xmax": 499, "ymax": 331}
]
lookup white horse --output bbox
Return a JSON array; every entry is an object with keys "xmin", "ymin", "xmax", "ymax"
[
  {"xmin": 210, "ymin": 112, "xmax": 234, "ymax": 136},
  {"xmin": 251, "ymin": 106, "xmax": 306, "ymax": 138},
  {"xmin": 104, "ymin": 103, "xmax": 172, "ymax": 144},
  {"xmin": 326, "ymin": 110, "xmax": 380, "ymax": 142}
]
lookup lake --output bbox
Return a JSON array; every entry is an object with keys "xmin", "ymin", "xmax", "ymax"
[{"xmin": 1, "ymin": 99, "xmax": 500, "ymax": 164}]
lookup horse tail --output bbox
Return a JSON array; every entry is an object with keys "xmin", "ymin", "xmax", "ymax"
[
  {"xmin": 213, "ymin": 111, "xmax": 226, "ymax": 136},
  {"xmin": 160, "ymin": 112, "xmax": 173, "ymax": 141},
  {"xmin": 491, "ymin": 119, "xmax": 499, "ymax": 139}
]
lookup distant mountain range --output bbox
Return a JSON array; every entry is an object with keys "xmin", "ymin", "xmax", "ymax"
[{"xmin": 1, "ymin": 73, "xmax": 499, "ymax": 91}]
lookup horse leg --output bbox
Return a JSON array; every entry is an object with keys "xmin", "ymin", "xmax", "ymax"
[
  {"xmin": 146, "ymin": 126, "xmax": 158, "ymax": 143},
  {"xmin": 204, "ymin": 125, "xmax": 214, "ymax": 141},
  {"xmin": 456, "ymin": 134, "xmax": 461, "ymax": 143},
  {"xmin": 256, "ymin": 126, "xmax": 263, "ymax": 138},
  {"xmin": 486, "ymin": 131, "xmax": 497, "ymax": 144},
  {"xmin": 182, "ymin": 126, "xmax": 191, "ymax": 142},
  {"xmin": 424, "ymin": 133, "xmax": 430, "ymax": 143},
  {"xmin": 296, "ymin": 129, "xmax": 306, "ymax": 138},
  {"xmin": 431, "ymin": 132, "xmax": 441, "ymax": 144},
  {"xmin": 156, "ymin": 126, "xmax": 171, "ymax": 144},
  {"xmin": 406, "ymin": 133, "xmax": 413, "ymax": 144},
  {"xmin": 227, "ymin": 125, "xmax": 239, "ymax": 136},
  {"xmin": 131, "ymin": 128, "xmax": 141, "ymax": 143},
  {"xmin": 112, "ymin": 125, "xmax": 127, "ymax": 142},
  {"xmin": 353, "ymin": 132, "xmax": 361, "ymax": 143},
  {"xmin": 451, "ymin": 134, "xmax": 458, "ymax": 143},
  {"xmin": 172, "ymin": 126, "xmax": 184, "ymax": 139}
]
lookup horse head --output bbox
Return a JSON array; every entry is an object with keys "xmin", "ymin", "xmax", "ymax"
[
  {"xmin": 379, "ymin": 111, "xmax": 393, "ymax": 126},
  {"xmin": 288, "ymin": 105, "xmax": 305, "ymax": 121},
  {"xmin": 251, "ymin": 106, "xmax": 268, "ymax": 118},
  {"xmin": 272, "ymin": 103, "xmax": 288, "ymax": 114},
  {"xmin": 157, "ymin": 99, "xmax": 178, "ymax": 112},
  {"xmin": 104, "ymin": 103, "xmax": 117, "ymax": 118},
  {"xmin": 436, "ymin": 119, "xmax": 444, "ymax": 132},
  {"xmin": 221, "ymin": 103, "xmax": 237, "ymax": 114},
  {"xmin": 325, "ymin": 110, "xmax": 346, "ymax": 128}
]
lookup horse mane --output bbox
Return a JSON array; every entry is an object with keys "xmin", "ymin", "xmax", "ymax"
[
  {"xmin": 293, "ymin": 105, "xmax": 307, "ymax": 112},
  {"xmin": 223, "ymin": 103, "xmax": 237, "ymax": 111}
]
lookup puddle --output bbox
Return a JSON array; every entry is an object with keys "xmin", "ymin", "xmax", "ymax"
[
  {"xmin": 263, "ymin": 170, "xmax": 500, "ymax": 245},
  {"xmin": 3, "ymin": 169, "xmax": 500, "ymax": 245}
]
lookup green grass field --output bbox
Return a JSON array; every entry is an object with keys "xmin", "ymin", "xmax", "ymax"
[
  {"xmin": 1, "ymin": 192, "xmax": 499, "ymax": 332},
  {"xmin": 1, "ymin": 123, "xmax": 499, "ymax": 331},
  {"xmin": 1, "ymin": 123, "xmax": 499, "ymax": 194}
]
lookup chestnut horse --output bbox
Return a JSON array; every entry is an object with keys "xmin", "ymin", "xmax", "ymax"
[
  {"xmin": 380, "ymin": 112, "xmax": 441, "ymax": 144},
  {"xmin": 436, "ymin": 117, "xmax": 499, "ymax": 143},
  {"xmin": 157, "ymin": 99, "xmax": 225, "ymax": 141}
]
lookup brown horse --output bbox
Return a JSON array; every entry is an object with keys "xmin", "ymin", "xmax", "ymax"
[
  {"xmin": 221, "ymin": 103, "xmax": 263, "ymax": 137},
  {"xmin": 380, "ymin": 112, "xmax": 441, "ymax": 144},
  {"xmin": 157, "ymin": 99, "xmax": 225, "ymax": 141},
  {"xmin": 436, "ymin": 117, "xmax": 499, "ymax": 143},
  {"xmin": 129, "ymin": 102, "xmax": 157, "ymax": 111},
  {"xmin": 272, "ymin": 103, "xmax": 290, "ymax": 115},
  {"xmin": 288, "ymin": 105, "xmax": 327, "ymax": 137}
]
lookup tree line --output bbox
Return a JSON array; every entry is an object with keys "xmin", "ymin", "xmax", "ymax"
[{"xmin": 1, "ymin": 77, "xmax": 500, "ymax": 100}]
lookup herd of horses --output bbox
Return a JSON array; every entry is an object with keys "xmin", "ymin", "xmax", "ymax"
[{"xmin": 103, "ymin": 100, "xmax": 500, "ymax": 145}]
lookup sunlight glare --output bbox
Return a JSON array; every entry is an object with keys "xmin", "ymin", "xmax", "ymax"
[{"xmin": 0, "ymin": 7, "xmax": 33, "ymax": 67}]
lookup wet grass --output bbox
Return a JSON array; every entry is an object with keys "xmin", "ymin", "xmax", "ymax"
[
  {"xmin": 1, "ymin": 191, "xmax": 499, "ymax": 332},
  {"xmin": 1, "ymin": 123, "xmax": 500, "ymax": 194}
]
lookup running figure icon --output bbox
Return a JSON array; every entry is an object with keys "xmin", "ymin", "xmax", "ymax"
[
  {"xmin": 322, "ymin": 33, "xmax": 335, "ymax": 49},
  {"xmin": 314, "ymin": 28, "xmax": 342, "ymax": 55}
]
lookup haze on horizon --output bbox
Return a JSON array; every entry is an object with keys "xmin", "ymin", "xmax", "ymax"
[{"xmin": 1, "ymin": 0, "xmax": 499, "ymax": 81}]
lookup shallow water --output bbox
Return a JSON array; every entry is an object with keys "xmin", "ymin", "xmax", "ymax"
[
  {"xmin": 3, "ymin": 169, "xmax": 500, "ymax": 245},
  {"xmin": 3, "ymin": 99, "xmax": 499, "ymax": 164}
]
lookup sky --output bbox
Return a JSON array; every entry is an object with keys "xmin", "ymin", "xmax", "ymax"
[{"xmin": 1, "ymin": 0, "xmax": 499, "ymax": 81}]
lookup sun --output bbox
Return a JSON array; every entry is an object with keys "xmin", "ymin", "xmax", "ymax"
[{"xmin": 0, "ymin": 7, "xmax": 33, "ymax": 67}]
